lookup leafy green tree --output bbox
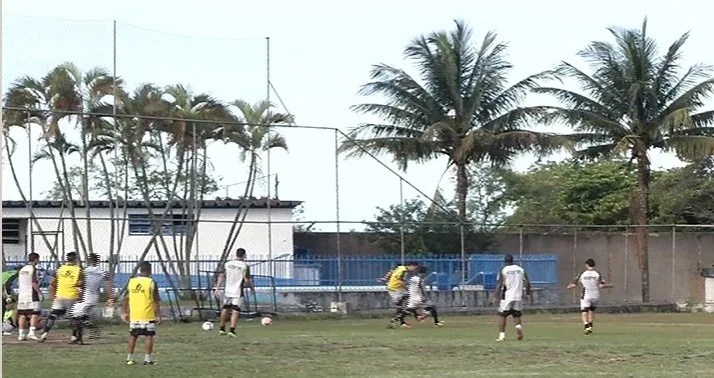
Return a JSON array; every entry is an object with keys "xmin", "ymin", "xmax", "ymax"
[
  {"xmin": 340, "ymin": 20, "xmax": 567, "ymax": 225},
  {"xmin": 537, "ymin": 19, "xmax": 714, "ymax": 302},
  {"xmin": 650, "ymin": 157, "xmax": 714, "ymax": 225}
]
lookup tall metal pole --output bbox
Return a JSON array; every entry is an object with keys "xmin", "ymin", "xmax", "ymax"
[
  {"xmin": 334, "ymin": 129, "xmax": 343, "ymax": 302},
  {"xmin": 265, "ymin": 37, "xmax": 274, "ymax": 277},
  {"xmin": 671, "ymin": 225, "xmax": 676, "ymax": 301},
  {"xmin": 112, "ymin": 20, "xmax": 119, "ymax": 258},
  {"xmin": 399, "ymin": 179, "xmax": 405, "ymax": 265},
  {"xmin": 518, "ymin": 226, "xmax": 524, "ymax": 265},
  {"xmin": 624, "ymin": 226, "xmax": 629, "ymax": 302},
  {"xmin": 459, "ymin": 223, "xmax": 466, "ymax": 307},
  {"xmin": 27, "ymin": 110, "xmax": 34, "ymax": 255}
]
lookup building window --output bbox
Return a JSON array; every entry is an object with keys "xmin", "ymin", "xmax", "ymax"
[
  {"xmin": 2, "ymin": 218, "xmax": 22, "ymax": 244},
  {"xmin": 128, "ymin": 213, "xmax": 193, "ymax": 236}
]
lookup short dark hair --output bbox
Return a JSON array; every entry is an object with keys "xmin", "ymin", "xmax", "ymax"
[
  {"xmin": 66, "ymin": 252, "xmax": 78, "ymax": 262},
  {"xmin": 585, "ymin": 258, "xmax": 595, "ymax": 267},
  {"xmin": 406, "ymin": 261, "xmax": 419, "ymax": 267},
  {"xmin": 88, "ymin": 253, "xmax": 100, "ymax": 264},
  {"xmin": 236, "ymin": 248, "xmax": 246, "ymax": 259},
  {"xmin": 139, "ymin": 261, "xmax": 152, "ymax": 274},
  {"xmin": 504, "ymin": 254, "xmax": 514, "ymax": 264},
  {"xmin": 27, "ymin": 253, "xmax": 39, "ymax": 263},
  {"xmin": 416, "ymin": 266, "xmax": 428, "ymax": 274}
]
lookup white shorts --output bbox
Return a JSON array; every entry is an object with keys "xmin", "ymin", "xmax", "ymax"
[
  {"xmin": 580, "ymin": 298, "xmax": 599, "ymax": 311},
  {"xmin": 52, "ymin": 298, "xmax": 77, "ymax": 313},
  {"xmin": 17, "ymin": 301, "xmax": 41, "ymax": 315},
  {"xmin": 498, "ymin": 300, "xmax": 523, "ymax": 315},
  {"xmin": 129, "ymin": 321, "xmax": 157, "ymax": 336},
  {"xmin": 223, "ymin": 296, "xmax": 244, "ymax": 309},
  {"xmin": 69, "ymin": 302, "xmax": 97, "ymax": 318},
  {"xmin": 389, "ymin": 290, "xmax": 407, "ymax": 306}
]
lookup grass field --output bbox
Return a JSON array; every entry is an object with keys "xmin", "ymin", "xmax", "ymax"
[{"xmin": 2, "ymin": 313, "xmax": 713, "ymax": 377}]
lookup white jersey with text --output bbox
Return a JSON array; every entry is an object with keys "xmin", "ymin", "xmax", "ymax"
[
  {"xmin": 223, "ymin": 259, "xmax": 250, "ymax": 298},
  {"xmin": 578, "ymin": 270, "xmax": 604, "ymax": 300},
  {"xmin": 500, "ymin": 264, "xmax": 526, "ymax": 302},
  {"xmin": 408, "ymin": 275, "xmax": 423, "ymax": 302},
  {"xmin": 81, "ymin": 265, "xmax": 107, "ymax": 304},
  {"xmin": 17, "ymin": 264, "xmax": 39, "ymax": 303}
]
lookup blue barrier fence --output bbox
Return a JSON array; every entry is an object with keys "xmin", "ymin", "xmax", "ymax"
[{"xmin": 6, "ymin": 254, "xmax": 557, "ymax": 290}]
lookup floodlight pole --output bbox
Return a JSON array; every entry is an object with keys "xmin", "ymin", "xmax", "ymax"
[{"xmin": 265, "ymin": 36, "xmax": 275, "ymax": 279}]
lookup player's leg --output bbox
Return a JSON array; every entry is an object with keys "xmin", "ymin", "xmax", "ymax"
[
  {"xmin": 497, "ymin": 300, "xmax": 511, "ymax": 341},
  {"xmin": 143, "ymin": 322, "xmax": 157, "ymax": 365},
  {"xmin": 42, "ymin": 298, "xmax": 69, "ymax": 341},
  {"xmin": 425, "ymin": 305, "xmax": 442, "ymax": 326},
  {"xmin": 586, "ymin": 303, "xmax": 596, "ymax": 332},
  {"xmin": 227, "ymin": 297, "xmax": 242, "ymax": 337},
  {"xmin": 126, "ymin": 326, "xmax": 139, "ymax": 365},
  {"xmin": 512, "ymin": 301, "xmax": 524, "ymax": 340},
  {"xmin": 579, "ymin": 299, "xmax": 592, "ymax": 334},
  {"xmin": 218, "ymin": 303, "xmax": 230, "ymax": 335},
  {"xmin": 16, "ymin": 310, "xmax": 28, "ymax": 340}
]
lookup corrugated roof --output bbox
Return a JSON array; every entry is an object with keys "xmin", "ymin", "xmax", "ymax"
[{"xmin": 1, "ymin": 199, "xmax": 302, "ymax": 209}]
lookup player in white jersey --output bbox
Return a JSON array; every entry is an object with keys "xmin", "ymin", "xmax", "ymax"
[
  {"xmin": 405, "ymin": 266, "xmax": 443, "ymax": 327},
  {"xmin": 68, "ymin": 253, "xmax": 113, "ymax": 344},
  {"xmin": 494, "ymin": 254, "xmax": 531, "ymax": 342},
  {"xmin": 16, "ymin": 253, "xmax": 42, "ymax": 341},
  {"xmin": 214, "ymin": 248, "xmax": 252, "ymax": 337},
  {"xmin": 567, "ymin": 258, "xmax": 613, "ymax": 335}
]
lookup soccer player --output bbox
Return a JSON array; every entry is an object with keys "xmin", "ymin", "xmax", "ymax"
[
  {"xmin": 2, "ymin": 265, "xmax": 22, "ymax": 335},
  {"xmin": 384, "ymin": 261, "xmax": 418, "ymax": 329},
  {"xmin": 567, "ymin": 258, "xmax": 613, "ymax": 335},
  {"xmin": 494, "ymin": 254, "xmax": 531, "ymax": 342},
  {"xmin": 213, "ymin": 248, "xmax": 252, "ymax": 337},
  {"xmin": 123, "ymin": 261, "xmax": 161, "ymax": 366},
  {"xmin": 406, "ymin": 266, "xmax": 443, "ymax": 327},
  {"xmin": 41, "ymin": 251, "xmax": 83, "ymax": 342},
  {"xmin": 68, "ymin": 253, "xmax": 113, "ymax": 344},
  {"xmin": 16, "ymin": 253, "xmax": 42, "ymax": 341}
]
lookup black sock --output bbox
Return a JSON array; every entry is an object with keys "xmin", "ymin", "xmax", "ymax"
[
  {"xmin": 44, "ymin": 315, "xmax": 57, "ymax": 333},
  {"xmin": 427, "ymin": 306, "xmax": 439, "ymax": 323},
  {"xmin": 229, "ymin": 327, "xmax": 235, "ymax": 333},
  {"xmin": 219, "ymin": 326, "xmax": 225, "ymax": 331},
  {"xmin": 398, "ymin": 310, "xmax": 407, "ymax": 325}
]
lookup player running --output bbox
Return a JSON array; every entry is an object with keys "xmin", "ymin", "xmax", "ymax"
[
  {"xmin": 406, "ymin": 266, "xmax": 443, "ymax": 327},
  {"xmin": 41, "ymin": 252, "xmax": 83, "ymax": 342},
  {"xmin": 383, "ymin": 261, "xmax": 418, "ymax": 329},
  {"xmin": 567, "ymin": 258, "xmax": 613, "ymax": 335},
  {"xmin": 213, "ymin": 248, "xmax": 252, "ymax": 337},
  {"xmin": 494, "ymin": 254, "xmax": 531, "ymax": 342},
  {"xmin": 16, "ymin": 253, "xmax": 42, "ymax": 341},
  {"xmin": 123, "ymin": 261, "xmax": 161, "ymax": 366},
  {"xmin": 68, "ymin": 253, "xmax": 114, "ymax": 344}
]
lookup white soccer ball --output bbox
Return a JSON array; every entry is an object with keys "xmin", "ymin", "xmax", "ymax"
[
  {"xmin": 202, "ymin": 321, "xmax": 213, "ymax": 331},
  {"xmin": 260, "ymin": 317, "xmax": 272, "ymax": 326}
]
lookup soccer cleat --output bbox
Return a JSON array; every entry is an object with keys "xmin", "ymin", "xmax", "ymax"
[
  {"xmin": 39, "ymin": 332, "xmax": 48, "ymax": 342},
  {"xmin": 143, "ymin": 361, "xmax": 157, "ymax": 365},
  {"xmin": 400, "ymin": 323, "xmax": 411, "ymax": 329},
  {"xmin": 434, "ymin": 321, "xmax": 444, "ymax": 327},
  {"xmin": 28, "ymin": 334, "xmax": 40, "ymax": 341},
  {"xmin": 219, "ymin": 330, "xmax": 226, "ymax": 336},
  {"xmin": 2, "ymin": 331, "xmax": 12, "ymax": 336},
  {"xmin": 126, "ymin": 360, "xmax": 136, "ymax": 366},
  {"xmin": 496, "ymin": 337, "xmax": 505, "ymax": 342},
  {"xmin": 516, "ymin": 328, "xmax": 524, "ymax": 340},
  {"xmin": 584, "ymin": 327, "xmax": 593, "ymax": 335},
  {"xmin": 18, "ymin": 335, "xmax": 27, "ymax": 341},
  {"xmin": 227, "ymin": 332, "xmax": 237, "ymax": 338}
]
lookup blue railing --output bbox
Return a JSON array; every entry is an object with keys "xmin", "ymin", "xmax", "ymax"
[{"xmin": 6, "ymin": 254, "xmax": 557, "ymax": 290}]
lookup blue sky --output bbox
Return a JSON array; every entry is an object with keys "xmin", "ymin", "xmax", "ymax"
[{"xmin": 2, "ymin": 0, "xmax": 712, "ymax": 230}]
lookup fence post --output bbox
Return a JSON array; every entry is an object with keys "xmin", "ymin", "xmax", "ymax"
[
  {"xmin": 624, "ymin": 226, "xmax": 629, "ymax": 302},
  {"xmin": 671, "ymin": 225, "xmax": 676, "ymax": 301},
  {"xmin": 334, "ymin": 129, "xmax": 343, "ymax": 302}
]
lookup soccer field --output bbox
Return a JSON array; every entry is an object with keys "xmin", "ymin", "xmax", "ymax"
[{"xmin": 2, "ymin": 313, "xmax": 713, "ymax": 377}]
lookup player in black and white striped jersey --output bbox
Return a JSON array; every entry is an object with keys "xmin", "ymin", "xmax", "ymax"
[
  {"xmin": 68, "ymin": 253, "xmax": 113, "ymax": 344},
  {"xmin": 568, "ymin": 258, "xmax": 613, "ymax": 335}
]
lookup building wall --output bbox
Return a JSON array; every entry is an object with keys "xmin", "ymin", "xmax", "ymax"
[{"xmin": 2, "ymin": 207, "xmax": 295, "ymax": 265}]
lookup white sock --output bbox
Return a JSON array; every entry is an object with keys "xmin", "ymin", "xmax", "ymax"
[
  {"xmin": 498, "ymin": 332, "xmax": 505, "ymax": 339},
  {"xmin": 515, "ymin": 324, "xmax": 522, "ymax": 330},
  {"xmin": 127, "ymin": 353, "xmax": 134, "ymax": 361},
  {"xmin": 19, "ymin": 328, "xmax": 26, "ymax": 337},
  {"xmin": 29, "ymin": 326, "xmax": 36, "ymax": 335},
  {"xmin": 144, "ymin": 354, "xmax": 152, "ymax": 362}
]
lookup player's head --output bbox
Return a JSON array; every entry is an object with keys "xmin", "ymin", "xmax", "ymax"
[
  {"xmin": 66, "ymin": 252, "xmax": 78, "ymax": 265},
  {"xmin": 88, "ymin": 253, "xmax": 100, "ymax": 266},
  {"xmin": 139, "ymin": 261, "xmax": 152, "ymax": 276},
  {"xmin": 585, "ymin": 258, "xmax": 595, "ymax": 269},
  {"xmin": 416, "ymin": 265, "xmax": 428, "ymax": 276},
  {"xmin": 504, "ymin": 254, "xmax": 514, "ymax": 265},
  {"xmin": 236, "ymin": 248, "xmax": 247, "ymax": 260},
  {"xmin": 406, "ymin": 261, "xmax": 419, "ymax": 271},
  {"xmin": 27, "ymin": 252, "xmax": 40, "ymax": 265}
]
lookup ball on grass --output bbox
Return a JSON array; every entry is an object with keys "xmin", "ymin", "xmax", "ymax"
[
  {"xmin": 261, "ymin": 317, "xmax": 272, "ymax": 326},
  {"xmin": 202, "ymin": 321, "xmax": 213, "ymax": 331}
]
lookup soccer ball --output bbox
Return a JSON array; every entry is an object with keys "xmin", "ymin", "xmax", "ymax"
[
  {"xmin": 202, "ymin": 321, "xmax": 213, "ymax": 331},
  {"xmin": 261, "ymin": 317, "xmax": 272, "ymax": 326}
]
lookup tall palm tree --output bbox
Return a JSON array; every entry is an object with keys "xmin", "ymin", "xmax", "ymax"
[
  {"xmin": 537, "ymin": 19, "xmax": 714, "ymax": 302},
  {"xmin": 340, "ymin": 20, "xmax": 567, "ymax": 224}
]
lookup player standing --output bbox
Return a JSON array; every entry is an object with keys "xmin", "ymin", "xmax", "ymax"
[
  {"xmin": 16, "ymin": 253, "xmax": 42, "ymax": 341},
  {"xmin": 41, "ymin": 251, "xmax": 83, "ymax": 342},
  {"xmin": 213, "ymin": 248, "xmax": 252, "ymax": 337},
  {"xmin": 68, "ymin": 253, "xmax": 114, "ymax": 344},
  {"xmin": 494, "ymin": 254, "xmax": 531, "ymax": 342},
  {"xmin": 567, "ymin": 258, "xmax": 613, "ymax": 335},
  {"xmin": 384, "ymin": 261, "xmax": 418, "ymax": 329},
  {"xmin": 123, "ymin": 261, "xmax": 161, "ymax": 366},
  {"xmin": 406, "ymin": 266, "xmax": 443, "ymax": 327}
]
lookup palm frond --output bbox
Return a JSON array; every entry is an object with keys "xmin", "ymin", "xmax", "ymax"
[{"xmin": 338, "ymin": 136, "xmax": 441, "ymax": 170}]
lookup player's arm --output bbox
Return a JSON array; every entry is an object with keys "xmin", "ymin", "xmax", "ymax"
[
  {"xmin": 243, "ymin": 265, "xmax": 254, "ymax": 289},
  {"xmin": 523, "ymin": 271, "xmax": 532, "ymax": 297},
  {"xmin": 213, "ymin": 265, "xmax": 225, "ymax": 293},
  {"xmin": 152, "ymin": 284, "xmax": 162, "ymax": 325},
  {"xmin": 31, "ymin": 268, "xmax": 41, "ymax": 299},
  {"xmin": 566, "ymin": 276, "xmax": 579, "ymax": 289},
  {"xmin": 121, "ymin": 295, "xmax": 130, "ymax": 323},
  {"xmin": 377, "ymin": 270, "xmax": 392, "ymax": 283},
  {"xmin": 48, "ymin": 271, "xmax": 58, "ymax": 301},
  {"xmin": 598, "ymin": 275, "xmax": 613, "ymax": 289},
  {"xmin": 493, "ymin": 272, "xmax": 504, "ymax": 303}
]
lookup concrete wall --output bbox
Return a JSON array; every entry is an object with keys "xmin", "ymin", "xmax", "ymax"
[{"xmin": 294, "ymin": 231, "xmax": 714, "ymax": 304}]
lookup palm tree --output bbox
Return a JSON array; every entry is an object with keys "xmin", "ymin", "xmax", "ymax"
[
  {"xmin": 339, "ymin": 20, "xmax": 567, "ymax": 224},
  {"xmin": 537, "ymin": 18, "xmax": 714, "ymax": 302},
  {"xmin": 217, "ymin": 99, "xmax": 291, "ymax": 263}
]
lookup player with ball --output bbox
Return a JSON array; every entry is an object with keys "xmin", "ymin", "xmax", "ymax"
[{"xmin": 213, "ymin": 248, "xmax": 253, "ymax": 337}]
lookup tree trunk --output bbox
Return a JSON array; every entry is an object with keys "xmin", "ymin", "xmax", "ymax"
[
  {"xmin": 456, "ymin": 162, "xmax": 469, "ymax": 223},
  {"xmin": 635, "ymin": 151, "xmax": 650, "ymax": 303},
  {"xmin": 81, "ymin": 120, "xmax": 94, "ymax": 256}
]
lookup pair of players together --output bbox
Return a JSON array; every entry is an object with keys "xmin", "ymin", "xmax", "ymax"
[
  {"xmin": 381, "ymin": 255, "xmax": 612, "ymax": 339},
  {"xmin": 13, "ymin": 251, "xmax": 112, "ymax": 344}
]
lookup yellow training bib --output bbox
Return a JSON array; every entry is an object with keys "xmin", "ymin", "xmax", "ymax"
[
  {"xmin": 387, "ymin": 266, "xmax": 408, "ymax": 291},
  {"xmin": 56, "ymin": 265, "xmax": 81, "ymax": 299},
  {"xmin": 128, "ymin": 276, "xmax": 156, "ymax": 322}
]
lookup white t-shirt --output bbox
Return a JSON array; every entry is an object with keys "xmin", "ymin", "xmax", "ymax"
[
  {"xmin": 223, "ymin": 259, "xmax": 250, "ymax": 298},
  {"xmin": 500, "ymin": 264, "xmax": 526, "ymax": 302},
  {"xmin": 408, "ymin": 275, "xmax": 423, "ymax": 300},
  {"xmin": 81, "ymin": 265, "xmax": 107, "ymax": 304},
  {"xmin": 578, "ymin": 270, "xmax": 604, "ymax": 300},
  {"xmin": 17, "ymin": 264, "xmax": 38, "ymax": 303}
]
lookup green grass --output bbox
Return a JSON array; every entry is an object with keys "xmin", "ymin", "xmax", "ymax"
[{"xmin": 3, "ymin": 313, "xmax": 714, "ymax": 377}]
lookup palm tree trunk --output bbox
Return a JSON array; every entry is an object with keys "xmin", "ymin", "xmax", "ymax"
[
  {"xmin": 81, "ymin": 121, "xmax": 94, "ymax": 256},
  {"xmin": 635, "ymin": 152, "xmax": 650, "ymax": 303},
  {"xmin": 456, "ymin": 162, "xmax": 469, "ymax": 223}
]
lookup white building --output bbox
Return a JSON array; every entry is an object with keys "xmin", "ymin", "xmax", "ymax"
[{"xmin": 1, "ymin": 199, "xmax": 301, "ymax": 267}]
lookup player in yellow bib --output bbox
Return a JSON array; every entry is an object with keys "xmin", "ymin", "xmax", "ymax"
[
  {"xmin": 378, "ymin": 262, "xmax": 418, "ymax": 329},
  {"xmin": 42, "ymin": 252, "xmax": 83, "ymax": 342},
  {"xmin": 122, "ymin": 261, "xmax": 161, "ymax": 366}
]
